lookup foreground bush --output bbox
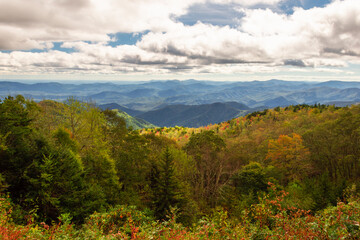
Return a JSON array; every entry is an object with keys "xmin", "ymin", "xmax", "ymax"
[{"xmin": 1, "ymin": 183, "xmax": 359, "ymax": 239}]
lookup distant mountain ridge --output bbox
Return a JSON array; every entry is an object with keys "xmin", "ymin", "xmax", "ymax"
[
  {"xmin": 136, "ymin": 102, "xmax": 251, "ymax": 128},
  {"xmin": 1, "ymin": 79, "xmax": 360, "ymax": 127},
  {"xmin": 2, "ymin": 79, "xmax": 360, "ymax": 109},
  {"xmin": 100, "ymin": 101, "xmax": 252, "ymax": 128}
]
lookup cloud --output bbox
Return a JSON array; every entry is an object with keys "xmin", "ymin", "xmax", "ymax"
[
  {"xmin": 0, "ymin": 0, "xmax": 193, "ymax": 50},
  {"xmin": 137, "ymin": 23, "xmax": 270, "ymax": 64},
  {"xmin": 240, "ymin": 0, "xmax": 360, "ymax": 57},
  {"xmin": 136, "ymin": 0, "xmax": 360, "ymax": 69},
  {"xmin": 0, "ymin": 0, "xmax": 285, "ymax": 51},
  {"xmin": 0, "ymin": 0, "xmax": 359, "ymax": 78},
  {"xmin": 284, "ymin": 59, "xmax": 307, "ymax": 67}
]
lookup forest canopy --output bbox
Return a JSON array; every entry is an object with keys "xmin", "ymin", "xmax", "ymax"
[{"xmin": 1, "ymin": 95, "xmax": 360, "ymax": 238}]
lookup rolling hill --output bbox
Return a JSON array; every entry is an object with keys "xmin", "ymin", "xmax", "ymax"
[{"xmin": 137, "ymin": 102, "xmax": 250, "ymax": 127}]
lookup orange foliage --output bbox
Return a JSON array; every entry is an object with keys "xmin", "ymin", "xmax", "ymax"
[{"xmin": 266, "ymin": 133, "xmax": 312, "ymax": 182}]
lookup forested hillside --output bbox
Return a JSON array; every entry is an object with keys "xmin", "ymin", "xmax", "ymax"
[{"xmin": 1, "ymin": 95, "xmax": 360, "ymax": 239}]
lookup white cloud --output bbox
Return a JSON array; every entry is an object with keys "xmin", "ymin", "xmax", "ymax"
[
  {"xmin": 0, "ymin": 0, "xmax": 195, "ymax": 50},
  {"xmin": 132, "ymin": 0, "xmax": 360, "ymax": 71},
  {"xmin": 0, "ymin": 0, "xmax": 285, "ymax": 51},
  {"xmin": 0, "ymin": 0, "xmax": 359, "ymax": 78},
  {"xmin": 240, "ymin": 0, "xmax": 360, "ymax": 58}
]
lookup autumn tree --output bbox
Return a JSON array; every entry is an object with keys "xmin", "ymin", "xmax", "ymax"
[{"xmin": 266, "ymin": 133, "xmax": 312, "ymax": 184}]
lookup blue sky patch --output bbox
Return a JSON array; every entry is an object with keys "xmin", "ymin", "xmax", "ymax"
[
  {"xmin": 280, "ymin": 0, "xmax": 331, "ymax": 14},
  {"xmin": 52, "ymin": 42, "xmax": 76, "ymax": 53},
  {"xmin": 107, "ymin": 32, "xmax": 147, "ymax": 47},
  {"xmin": 177, "ymin": 3, "xmax": 243, "ymax": 27}
]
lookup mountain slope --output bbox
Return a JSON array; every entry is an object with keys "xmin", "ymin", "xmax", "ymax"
[
  {"xmin": 137, "ymin": 102, "xmax": 249, "ymax": 127},
  {"xmin": 99, "ymin": 103, "xmax": 143, "ymax": 116},
  {"xmin": 113, "ymin": 109, "xmax": 156, "ymax": 130}
]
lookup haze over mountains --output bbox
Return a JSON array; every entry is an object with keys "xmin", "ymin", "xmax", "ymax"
[{"xmin": 1, "ymin": 79, "xmax": 360, "ymax": 127}]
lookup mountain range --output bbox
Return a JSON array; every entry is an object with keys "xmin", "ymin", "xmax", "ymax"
[
  {"xmin": 1, "ymin": 79, "xmax": 360, "ymax": 127},
  {"xmin": 100, "ymin": 102, "xmax": 250, "ymax": 128}
]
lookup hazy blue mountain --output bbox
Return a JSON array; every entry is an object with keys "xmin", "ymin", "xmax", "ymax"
[
  {"xmin": 126, "ymin": 88, "xmax": 157, "ymax": 98},
  {"xmin": 88, "ymin": 91, "xmax": 130, "ymax": 104},
  {"xmin": 334, "ymin": 88, "xmax": 360, "ymax": 100},
  {"xmin": 137, "ymin": 102, "xmax": 250, "ymax": 127},
  {"xmin": 253, "ymin": 96, "xmax": 298, "ymax": 108},
  {"xmin": 2, "ymin": 79, "xmax": 360, "ymax": 111},
  {"xmin": 285, "ymin": 87, "xmax": 360, "ymax": 104},
  {"xmin": 314, "ymin": 81, "xmax": 360, "ymax": 89}
]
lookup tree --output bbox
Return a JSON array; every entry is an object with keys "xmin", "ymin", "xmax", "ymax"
[
  {"xmin": 184, "ymin": 130, "xmax": 226, "ymax": 208},
  {"xmin": 266, "ymin": 133, "xmax": 312, "ymax": 184},
  {"xmin": 82, "ymin": 150, "xmax": 121, "ymax": 206},
  {"xmin": 231, "ymin": 162, "xmax": 269, "ymax": 196},
  {"xmin": 221, "ymin": 162, "xmax": 273, "ymax": 215},
  {"xmin": 22, "ymin": 128, "xmax": 102, "ymax": 223},
  {"xmin": 113, "ymin": 131, "xmax": 150, "ymax": 206},
  {"xmin": 303, "ymin": 109, "xmax": 360, "ymax": 181},
  {"xmin": 63, "ymin": 97, "xmax": 87, "ymax": 139},
  {"xmin": 102, "ymin": 109, "xmax": 127, "ymax": 149},
  {"xmin": 150, "ymin": 148, "xmax": 181, "ymax": 220},
  {"xmin": 0, "ymin": 95, "xmax": 41, "ymax": 206}
]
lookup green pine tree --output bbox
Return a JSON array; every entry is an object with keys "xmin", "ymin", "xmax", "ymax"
[{"xmin": 151, "ymin": 148, "xmax": 180, "ymax": 220}]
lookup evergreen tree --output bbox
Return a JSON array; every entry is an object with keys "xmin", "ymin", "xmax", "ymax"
[{"xmin": 151, "ymin": 148, "xmax": 180, "ymax": 220}]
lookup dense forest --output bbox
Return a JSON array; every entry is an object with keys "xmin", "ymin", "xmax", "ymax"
[{"xmin": 1, "ymin": 95, "xmax": 360, "ymax": 239}]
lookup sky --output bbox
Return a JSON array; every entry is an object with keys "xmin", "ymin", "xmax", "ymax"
[{"xmin": 0, "ymin": 0, "xmax": 360, "ymax": 82}]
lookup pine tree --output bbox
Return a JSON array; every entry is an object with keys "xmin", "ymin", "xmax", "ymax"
[{"xmin": 151, "ymin": 148, "xmax": 180, "ymax": 220}]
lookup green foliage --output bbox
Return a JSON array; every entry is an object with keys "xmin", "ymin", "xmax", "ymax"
[
  {"xmin": 22, "ymin": 133, "xmax": 90, "ymax": 223},
  {"xmin": 53, "ymin": 128, "xmax": 78, "ymax": 152},
  {"xmin": 150, "ymin": 148, "xmax": 181, "ymax": 220},
  {"xmin": 231, "ymin": 162, "xmax": 270, "ymax": 196},
  {"xmin": 82, "ymin": 151, "xmax": 121, "ymax": 207},
  {"xmin": 221, "ymin": 162, "xmax": 274, "ymax": 216},
  {"xmin": 185, "ymin": 130, "xmax": 226, "ymax": 208},
  {"xmin": 113, "ymin": 131, "xmax": 150, "ymax": 206},
  {"xmin": 304, "ymin": 107, "xmax": 360, "ymax": 181},
  {"xmin": 113, "ymin": 109, "xmax": 156, "ymax": 130},
  {"xmin": 283, "ymin": 181, "xmax": 315, "ymax": 210}
]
